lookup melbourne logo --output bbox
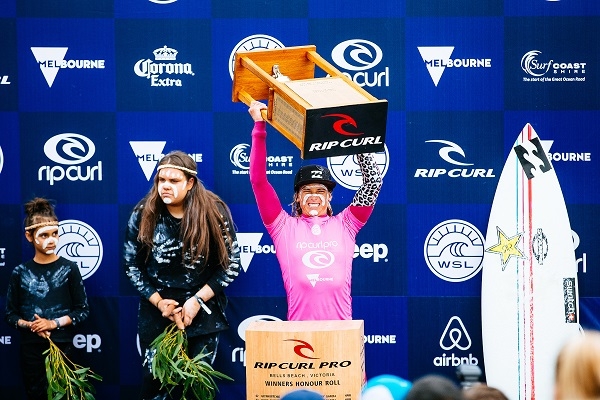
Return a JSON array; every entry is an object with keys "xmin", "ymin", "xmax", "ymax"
[
  {"xmin": 38, "ymin": 133, "xmax": 102, "ymax": 186},
  {"xmin": 57, "ymin": 220, "xmax": 103, "ymax": 280},
  {"xmin": 229, "ymin": 35, "xmax": 285, "ymax": 79},
  {"xmin": 521, "ymin": 50, "xmax": 586, "ymax": 82},
  {"xmin": 434, "ymin": 316, "xmax": 478, "ymax": 367},
  {"xmin": 415, "ymin": 140, "xmax": 495, "ymax": 178},
  {"xmin": 330, "ymin": 39, "xmax": 389, "ymax": 87},
  {"xmin": 327, "ymin": 145, "xmax": 389, "ymax": 190},
  {"xmin": 236, "ymin": 232, "xmax": 276, "ymax": 272},
  {"xmin": 424, "ymin": 219, "xmax": 484, "ymax": 282},
  {"xmin": 134, "ymin": 45, "xmax": 194, "ymax": 87},
  {"xmin": 31, "ymin": 47, "xmax": 105, "ymax": 88},
  {"xmin": 130, "ymin": 141, "xmax": 166, "ymax": 180},
  {"xmin": 418, "ymin": 46, "xmax": 492, "ymax": 87}
]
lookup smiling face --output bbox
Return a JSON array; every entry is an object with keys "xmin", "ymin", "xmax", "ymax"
[
  {"xmin": 26, "ymin": 225, "xmax": 59, "ymax": 256},
  {"xmin": 157, "ymin": 168, "xmax": 194, "ymax": 207},
  {"xmin": 296, "ymin": 184, "xmax": 332, "ymax": 217}
]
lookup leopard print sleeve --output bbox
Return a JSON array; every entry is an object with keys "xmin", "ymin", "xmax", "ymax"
[{"xmin": 351, "ymin": 153, "xmax": 383, "ymax": 207}]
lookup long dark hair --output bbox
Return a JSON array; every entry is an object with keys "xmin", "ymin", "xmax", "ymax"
[
  {"xmin": 24, "ymin": 197, "xmax": 58, "ymax": 231},
  {"xmin": 136, "ymin": 150, "xmax": 235, "ymax": 268}
]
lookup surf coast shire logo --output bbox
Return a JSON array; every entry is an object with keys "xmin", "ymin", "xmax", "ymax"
[
  {"xmin": 229, "ymin": 143, "xmax": 293, "ymax": 176},
  {"xmin": 521, "ymin": 50, "xmax": 586, "ymax": 83},
  {"xmin": 31, "ymin": 47, "xmax": 105, "ymax": 88},
  {"xmin": 134, "ymin": 45, "xmax": 194, "ymax": 87}
]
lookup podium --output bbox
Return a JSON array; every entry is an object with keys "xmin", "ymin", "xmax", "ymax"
[
  {"xmin": 232, "ymin": 45, "xmax": 388, "ymax": 159},
  {"xmin": 245, "ymin": 320, "xmax": 365, "ymax": 400}
]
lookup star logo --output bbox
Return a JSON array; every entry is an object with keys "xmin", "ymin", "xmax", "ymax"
[{"xmin": 486, "ymin": 227, "xmax": 526, "ymax": 270}]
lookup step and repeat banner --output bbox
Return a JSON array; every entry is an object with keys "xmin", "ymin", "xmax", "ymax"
[{"xmin": 0, "ymin": 0, "xmax": 598, "ymax": 398}]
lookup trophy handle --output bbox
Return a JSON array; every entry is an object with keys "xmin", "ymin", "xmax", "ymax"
[{"xmin": 238, "ymin": 89, "xmax": 270, "ymax": 121}]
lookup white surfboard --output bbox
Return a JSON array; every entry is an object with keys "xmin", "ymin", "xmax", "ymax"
[{"xmin": 481, "ymin": 123, "xmax": 582, "ymax": 400}]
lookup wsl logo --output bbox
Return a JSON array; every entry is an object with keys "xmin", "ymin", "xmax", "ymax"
[
  {"xmin": 418, "ymin": 46, "xmax": 492, "ymax": 87},
  {"xmin": 330, "ymin": 39, "xmax": 389, "ymax": 88},
  {"xmin": 58, "ymin": 220, "xmax": 103, "ymax": 280},
  {"xmin": 134, "ymin": 45, "xmax": 194, "ymax": 87},
  {"xmin": 415, "ymin": 140, "xmax": 495, "ymax": 178},
  {"xmin": 434, "ymin": 316, "xmax": 478, "ymax": 367},
  {"xmin": 229, "ymin": 35, "xmax": 285, "ymax": 79},
  {"xmin": 38, "ymin": 133, "xmax": 103, "ymax": 186},
  {"xmin": 232, "ymin": 315, "xmax": 283, "ymax": 365},
  {"xmin": 327, "ymin": 146, "xmax": 389, "ymax": 190},
  {"xmin": 31, "ymin": 47, "xmax": 106, "ymax": 88},
  {"xmin": 424, "ymin": 219, "xmax": 484, "ymax": 282}
]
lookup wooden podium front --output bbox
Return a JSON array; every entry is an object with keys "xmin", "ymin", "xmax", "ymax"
[{"xmin": 245, "ymin": 320, "xmax": 365, "ymax": 400}]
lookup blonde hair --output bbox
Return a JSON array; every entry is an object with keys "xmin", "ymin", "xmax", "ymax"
[{"xmin": 555, "ymin": 331, "xmax": 600, "ymax": 400}]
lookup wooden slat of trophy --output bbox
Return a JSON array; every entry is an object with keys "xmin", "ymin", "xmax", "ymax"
[
  {"xmin": 232, "ymin": 45, "xmax": 388, "ymax": 159},
  {"xmin": 245, "ymin": 320, "xmax": 365, "ymax": 400}
]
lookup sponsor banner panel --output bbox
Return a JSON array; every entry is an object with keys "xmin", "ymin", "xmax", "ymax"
[
  {"xmin": 213, "ymin": 25, "xmax": 308, "ymax": 112},
  {"xmin": 407, "ymin": 297, "xmax": 484, "ymax": 382},
  {"xmin": 117, "ymin": 296, "xmax": 144, "ymax": 386},
  {"xmin": 327, "ymin": 111, "xmax": 404, "ymax": 206},
  {"xmin": 0, "ymin": 205, "xmax": 25, "ymax": 297},
  {"xmin": 0, "ymin": 297, "xmax": 22, "ymax": 389},
  {"xmin": 227, "ymin": 204, "xmax": 287, "ymax": 297},
  {"xmin": 17, "ymin": 18, "xmax": 115, "ymax": 111},
  {"xmin": 117, "ymin": 111, "xmax": 213, "ymax": 205},
  {"xmin": 351, "ymin": 204, "xmax": 406, "ymax": 296},
  {"xmin": 407, "ymin": 0, "xmax": 502, "ymax": 16},
  {"xmin": 211, "ymin": 0, "xmax": 308, "ymax": 18},
  {"xmin": 50, "ymin": 204, "xmax": 118, "ymax": 297},
  {"xmin": 213, "ymin": 296, "xmax": 289, "ymax": 397},
  {"xmin": 406, "ymin": 17, "xmax": 503, "ymax": 111},
  {"xmin": 504, "ymin": 16, "xmax": 599, "ymax": 110},
  {"xmin": 505, "ymin": 111, "xmax": 600, "ymax": 205},
  {"xmin": 0, "ymin": 19, "xmax": 17, "ymax": 111},
  {"xmin": 308, "ymin": 19, "xmax": 404, "ymax": 110},
  {"xmin": 580, "ymin": 298, "xmax": 600, "ymax": 331},
  {"xmin": 115, "ymin": 19, "xmax": 210, "ymax": 111},
  {"xmin": 567, "ymin": 205, "xmax": 597, "ymax": 298},
  {"xmin": 505, "ymin": 0, "xmax": 600, "ymax": 17},
  {"xmin": 0, "ymin": 3, "xmax": 15, "ymax": 17},
  {"xmin": 406, "ymin": 111, "xmax": 503, "ymax": 204},
  {"xmin": 353, "ymin": 296, "xmax": 408, "ymax": 379},
  {"xmin": 0, "ymin": 113, "xmax": 21, "ymax": 203},
  {"xmin": 406, "ymin": 204, "xmax": 489, "ymax": 296},
  {"xmin": 19, "ymin": 112, "xmax": 117, "ymax": 204},
  {"xmin": 308, "ymin": 0, "xmax": 405, "ymax": 18},
  {"xmin": 17, "ymin": 0, "xmax": 113, "ymax": 18},
  {"xmin": 114, "ymin": 0, "xmax": 209, "ymax": 19}
]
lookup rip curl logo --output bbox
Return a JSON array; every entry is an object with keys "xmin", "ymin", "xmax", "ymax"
[
  {"xmin": 285, "ymin": 339, "xmax": 319, "ymax": 359},
  {"xmin": 440, "ymin": 316, "xmax": 471, "ymax": 351},
  {"xmin": 302, "ymin": 250, "xmax": 335, "ymax": 270},
  {"xmin": 321, "ymin": 114, "xmax": 363, "ymax": 136},
  {"xmin": 426, "ymin": 140, "xmax": 473, "ymax": 166}
]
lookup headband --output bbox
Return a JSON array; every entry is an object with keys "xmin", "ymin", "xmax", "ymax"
[
  {"xmin": 25, "ymin": 220, "xmax": 59, "ymax": 231},
  {"xmin": 156, "ymin": 164, "xmax": 197, "ymax": 175}
]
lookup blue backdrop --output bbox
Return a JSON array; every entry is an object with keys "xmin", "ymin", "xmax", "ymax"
[{"xmin": 1, "ymin": 1, "xmax": 598, "ymax": 399}]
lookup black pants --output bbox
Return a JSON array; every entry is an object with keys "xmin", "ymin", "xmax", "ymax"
[
  {"xmin": 20, "ymin": 341, "xmax": 74, "ymax": 400},
  {"xmin": 139, "ymin": 332, "xmax": 220, "ymax": 400}
]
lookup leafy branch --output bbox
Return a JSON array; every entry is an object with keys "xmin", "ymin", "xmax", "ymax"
[
  {"xmin": 44, "ymin": 337, "xmax": 102, "ymax": 400},
  {"xmin": 146, "ymin": 323, "xmax": 233, "ymax": 400}
]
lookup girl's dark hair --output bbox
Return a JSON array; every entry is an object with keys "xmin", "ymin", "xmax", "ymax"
[
  {"xmin": 24, "ymin": 197, "xmax": 58, "ymax": 231},
  {"xmin": 136, "ymin": 150, "xmax": 235, "ymax": 268}
]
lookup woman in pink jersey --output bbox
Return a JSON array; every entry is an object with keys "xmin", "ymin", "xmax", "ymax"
[{"xmin": 248, "ymin": 101, "xmax": 383, "ymax": 321}]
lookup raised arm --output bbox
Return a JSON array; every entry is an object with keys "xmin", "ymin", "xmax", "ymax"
[
  {"xmin": 248, "ymin": 102, "xmax": 284, "ymax": 225},
  {"xmin": 349, "ymin": 153, "xmax": 383, "ymax": 223}
]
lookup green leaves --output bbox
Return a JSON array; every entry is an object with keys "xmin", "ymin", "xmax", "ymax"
[
  {"xmin": 145, "ymin": 323, "xmax": 234, "ymax": 400},
  {"xmin": 44, "ymin": 338, "xmax": 102, "ymax": 400}
]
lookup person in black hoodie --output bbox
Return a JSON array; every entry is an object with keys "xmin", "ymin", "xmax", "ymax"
[
  {"xmin": 123, "ymin": 150, "xmax": 240, "ymax": 400},
  {"xmin": 5, "ymin": 197, "xmax": 90, "ymax": 400}
]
